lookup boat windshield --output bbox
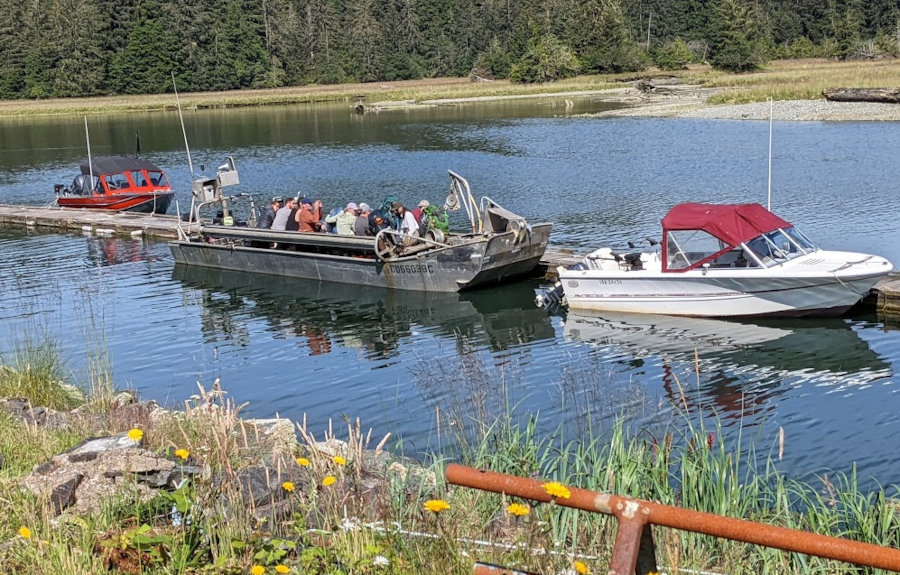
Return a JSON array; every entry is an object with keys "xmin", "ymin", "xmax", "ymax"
[
  {"xmin": 666, "ymin": 229, "xmax": 729, "ymax": 270},
  {"xmin": 743, "ymin": 227, "xmax": 817, "ymax": 267}
]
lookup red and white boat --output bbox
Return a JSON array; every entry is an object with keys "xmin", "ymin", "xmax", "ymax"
[
  {"xmin": 550, "ymin": 203, "xmax": 894, "ymax": 317},
  {"xmin": 54, "ymin": 156, "xmax": 175, "ymax": 214}
]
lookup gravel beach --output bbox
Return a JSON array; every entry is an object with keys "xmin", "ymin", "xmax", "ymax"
[{"xmin": 596, "ymin": 86, "xmax": 900, "ymax": 121}]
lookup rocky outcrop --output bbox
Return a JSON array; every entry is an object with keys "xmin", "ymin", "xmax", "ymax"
[{"xmin": 22, "ymin": 433, "xmax": 201, "ymax": 514}]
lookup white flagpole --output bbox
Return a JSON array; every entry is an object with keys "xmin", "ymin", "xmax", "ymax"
[
  {"xmin": 84, "ymin": 116, "xmax": 94, "ymax": 192},
  {"xmin": 767, "ymin": 97, "xmax": 773, "ymax": 210},
  {"xmin": 172, "ymin": 72, "xmax": 194, "ymax": 180}
]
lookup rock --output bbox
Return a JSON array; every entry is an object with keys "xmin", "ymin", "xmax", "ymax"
[
  {"xmin": 244, "ymin": 417, "xmax": 298, "ymax": 456},
  {"xmin": 50, "ymin": 474, "xmax": 82, "ymax": 513},
  {"xmin": 0, "ymin": 398, "xmax": 70, "ymax": 430},
  {"xmin": 22, "ymin": 432, "xmax": 199, "ymax": 515},
  {"xmin": 112, "ymin": 390, "xmax": 139, "ymax": 408}
]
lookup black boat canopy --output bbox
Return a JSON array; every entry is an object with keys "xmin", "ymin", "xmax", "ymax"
[{"xmin": 79, "ymin": 156, "xmax": 163, "ymax": 176}]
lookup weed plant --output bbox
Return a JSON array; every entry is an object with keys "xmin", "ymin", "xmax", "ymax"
[{"xmin": 2, "ymin": 342, "xmax": 900, "ymax": 573}]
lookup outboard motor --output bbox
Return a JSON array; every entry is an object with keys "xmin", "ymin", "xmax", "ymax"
[
  {"xmin": 72, "ymin": 174, "xmax": 88, "ymax": 195},
  {"xmin": 535, "ymin": 281, "xmax": 566, "ymax": 309}
]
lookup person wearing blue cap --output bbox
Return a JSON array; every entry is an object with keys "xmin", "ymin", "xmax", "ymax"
[{"xmin": 297, "ymin": 197, "xmax": 323, "ymax": 232}]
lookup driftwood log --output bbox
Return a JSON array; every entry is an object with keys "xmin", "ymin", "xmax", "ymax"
[{"xmin": 823, "ymin": 88, "xmax": 900, "ymax": 104}]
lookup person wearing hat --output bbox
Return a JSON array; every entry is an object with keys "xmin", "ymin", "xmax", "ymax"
[
  {"xmin": 391, "ymin": 201, "xmax": 420, "ymax": 247},
  {"xmin": 257, "ymin": 196, "xmax": 283, "ymax": 229},
  {"xmin": 355, "ymin": 203, "xmax": 372, "ymax": 236},
  {"xmin": 325, "ymin": 201, "xmax": 360, "ymax": 236},
  {"xmin": 411, "ymin": 199, "xmax": 430, "ymax": 225},
  {"xmin": 271, "ymin": 197, "xmax": 297, "ymax": 231},
  {"xmin": 296, "ymin": 197, "xmax": 323, "ymax": 233}
]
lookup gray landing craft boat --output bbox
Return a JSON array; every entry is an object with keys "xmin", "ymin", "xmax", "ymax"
[{"xmin": 169, "ymin": 159, "xmax": 552, "ymax": 292}]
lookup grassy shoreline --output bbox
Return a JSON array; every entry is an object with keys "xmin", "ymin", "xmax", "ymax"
[
  {"xmin": 2, "ymin": 58, "xmax": 899, "ymax": 119},
  {"xmin": 2, "ymin": 339, "xmax": 900, "ymax": 574}
]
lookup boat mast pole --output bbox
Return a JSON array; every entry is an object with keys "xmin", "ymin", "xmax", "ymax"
[
  {"xmin": 84, "ymin": 116, "xmax": 93, "ymax": 192},
  {"xmin": 767, "ymin": 97, "xmax": 773, "ymax": 210},
  {"xmin": 172, "ymin": 72, "xmax": 194, "ymax": 180}
]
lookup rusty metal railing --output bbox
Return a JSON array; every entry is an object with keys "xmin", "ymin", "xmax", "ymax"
[{"xmin": 446, "ymin": 463, "xmax": 900, "ymax": 575}]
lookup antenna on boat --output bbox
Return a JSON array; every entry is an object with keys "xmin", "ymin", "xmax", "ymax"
[
  {"xmin": 84, "ymin": 116, "xmax": 94, "ymax": 191},
  {"xmin": 172, "ymin": 72, "xmax": 194, "ymax": 181},
  {"xmin": 767, "ymin": 97, "xmax": 773, "ymax": 210}
]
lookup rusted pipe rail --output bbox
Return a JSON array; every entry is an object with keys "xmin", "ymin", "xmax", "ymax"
[{"xmin": 446, "ymin": 463, "xmax": 900, "ymax": 575}]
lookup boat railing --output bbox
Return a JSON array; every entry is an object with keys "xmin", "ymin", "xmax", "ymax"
[
  {"xmin": 446, "ymin": 463, "xmax": 900, "ymax": 575},
  {"xmin": 374, "ymin": 228, "xmax": 453, "ymax": 261}
]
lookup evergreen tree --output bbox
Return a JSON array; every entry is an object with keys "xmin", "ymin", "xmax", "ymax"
[
  {"xmin": 578, "ymin": 0, "xmax": 645, "ymax": 73},
  {"xmin": 655, "ymin": 37, "xmax": 694, "ymax": 70},
  {"xmin": 710, "ymin": 0, "xmax": 764, "ymax": 72},
  {"xmin": 345, "ymin": 0, "xmax": 382, "ymax": 82},
  {"xmin": 509, "ymin": 34, "xmax": 580, "ymax": 83},
  {"xmin": 108, "ymin": 18, "xmax": 182, "ymax": 94},
  {"xmin": 830, "ymin": 3, "xmax": 864, "ymax": 60},
  {"xmin": 0, "ymin": 0, "xmax": 25, "ymax": 99}
]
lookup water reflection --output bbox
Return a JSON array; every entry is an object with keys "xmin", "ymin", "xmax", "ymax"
[
  {"xmin": 84, "ymin": 235, "xmax": 160, "ymax": 267},
  {"xmin": 563, "ymin": 310, "xmax": 892, "ymax": 420},
  {"xmin": 172, "ymin": 265, "xmax": 556, "ymax": 361}
]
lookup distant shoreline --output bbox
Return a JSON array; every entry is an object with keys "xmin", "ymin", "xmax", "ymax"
[{"xmin": 2, "ymin": 75, "xmax": 900, "ymax": 122}]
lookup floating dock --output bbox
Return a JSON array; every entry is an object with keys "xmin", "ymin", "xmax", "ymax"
[
  {"xmin": 2, "ymin": 203, "xmax": 898, "ymax": 315},
  {"xmin": 0, "ymin": 203, "xmax": 194, "ymax": 240}
]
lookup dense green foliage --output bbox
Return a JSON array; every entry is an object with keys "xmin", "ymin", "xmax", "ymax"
[{"xmin": 1, "ymin": 0, "xmax": 898, "ymax": 97}]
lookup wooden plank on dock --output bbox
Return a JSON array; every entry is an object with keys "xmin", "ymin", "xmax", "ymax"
[
  {"xmin": 537, "ymin": 246, "xmax": 584, "ymax": 279},
  {"xmin": 0, "ymin": 203, "xmax": 196, "ymax": 240},
  {"xmin": 875, "ymin": 275, "xmax": 900, "ymax": 316}
]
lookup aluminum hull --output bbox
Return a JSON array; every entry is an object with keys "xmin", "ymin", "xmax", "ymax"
[
  {"xmin": 559, "ymin": 250, "xmax": 893, "ymax": 317},
  {"xmin": 169, "ymin": 223, "xmax": 552, "ymax": 292}
]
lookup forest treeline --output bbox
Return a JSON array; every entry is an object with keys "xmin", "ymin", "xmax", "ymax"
[{"xmin": 0, "ymin": 0, "xmax": 897, "ymax": 99}]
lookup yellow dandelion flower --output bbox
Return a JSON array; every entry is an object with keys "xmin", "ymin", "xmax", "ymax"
[
  {"xmin": 322, "ymin": 475, "xmax": 337, "ymax": 487},
  {"xmin": 282, "ymin": 481, "xmax": 295, "ymax": 492},
  {"xmin": 295, "ymin": 457, "xmax": 310, "ymax": 467},
  {"xmin": 250, "ymin": 565, "xmax": 266, "ymax": 575},
  {"xmin": 574, "ymin": 560, "xmax": 590, "ymax": 574},
  {"xmin": 506, "ymin": 503, "xmax": 530, "ymax": 516},
  {"xmin": 18, "ymin": 526, "xmax": 32, "ymax": 539},
  {"xmin": 332, "ymin": 455, "xmax": 346, "ymax": 466},
  {"xmin": 274, "ymin": 565, "xmax": 290, "ymax": 574},
  {"xmin": 174, "ymin": 449, "xmax": 189, "ymax": 460},
  {"xmin": 542, "ymin": 481, "xmax": 571, "ymax": 499},
  {"xmin": 127, "ymin": 428, "xmax": 144, "ymax": 442},
  {"xmin": 423, "ymin": 499, "xmax": 451, "ymax": 513}
]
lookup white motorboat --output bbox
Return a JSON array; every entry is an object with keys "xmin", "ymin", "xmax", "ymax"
[{"xmin": 548, "ymin": 203, "xmax": 893, "ymax": 317}]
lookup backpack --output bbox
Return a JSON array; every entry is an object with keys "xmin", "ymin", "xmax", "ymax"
[
  {"xmin": 368, "ymin": 209, "xmax": 391, "ymax": 237},
  {"xmin": 378, "ymin": 195, "xmax": 401, "ymax": 230}
]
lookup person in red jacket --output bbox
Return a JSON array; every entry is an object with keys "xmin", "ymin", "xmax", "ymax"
[{"xmin": 296, "ymin": 198, "xmax": 323, "ymax": 232}]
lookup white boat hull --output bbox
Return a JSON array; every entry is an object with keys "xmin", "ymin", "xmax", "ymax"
[{"xmin": 559, "ymin": 250, "xmax": 893, "ymax": 317}]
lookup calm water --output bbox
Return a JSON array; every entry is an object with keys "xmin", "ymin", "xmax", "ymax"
[{"xmin": 2, "ymin": 98, "xmax": 900, "ymax": 489}]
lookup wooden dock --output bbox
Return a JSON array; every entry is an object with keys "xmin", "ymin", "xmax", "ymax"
[
  {"xmin": 0, "ymin": 204, "xmax": 195, "ymax": 240},
  {"xmin": 2, "ymin": 203, "xmax": 898, "ymax": 316}
]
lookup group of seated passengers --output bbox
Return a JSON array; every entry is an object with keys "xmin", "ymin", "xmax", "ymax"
[{"xmin": 258, "ymin": 196, "xmax": 433, "ymax": 245}]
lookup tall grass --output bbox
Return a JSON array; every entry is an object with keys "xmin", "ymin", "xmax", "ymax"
[
  {"xmin": 3, "ymin": 341, "xmax": 900, "ymax": 573},
  {"xmin": 0, "ymin": 332, "xmax": 81, "ymax": 410}
]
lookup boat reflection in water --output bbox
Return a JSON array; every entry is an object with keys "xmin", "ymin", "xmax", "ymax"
[
  {"xmin": 562, "ymin": 310, "xmax": 892, "ymax": 420},
  {"xmin": 172, "ymin": 265, "xmax": 556, "ymax": 361}
]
